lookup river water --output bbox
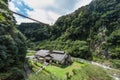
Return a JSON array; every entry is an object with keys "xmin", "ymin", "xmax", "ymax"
[{"xmin": 91, "ymin": 61, "xmax": 120, "ymax": 80}]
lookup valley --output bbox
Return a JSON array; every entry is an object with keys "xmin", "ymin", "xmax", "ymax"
[{"xmin": 0, "ymin": 0, "xmax": 120, "ymax": 80}]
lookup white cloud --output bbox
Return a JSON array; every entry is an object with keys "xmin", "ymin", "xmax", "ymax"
[
  {"xmin": 9, "ymin": 0, "xmax": 92, "ymax": 25},
  {"xmin": 75, "ymin": 0, "xmax": 92, "ymax": 9},
  {"xmin": 47, "ymin": 11, "xmax": 61, "ymax": 24},
  {"xmin": 9, "ymin": 0, "xmax": 59, "ymax": 24},
  {"xmin": 26, "ymin": 8, "xmax": 60, "ymax": 25},
  {"xmin": 22, "ymin": 0, "xmax": 60, "ymax": 24},
  {"xmin": 23, "ymin": 0, "xmax": 56, "ymax": 9}
]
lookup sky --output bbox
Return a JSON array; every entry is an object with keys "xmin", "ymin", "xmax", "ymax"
[{"xmin": 8, "ymin": 0, "xmax": 92, "ymax": 25}]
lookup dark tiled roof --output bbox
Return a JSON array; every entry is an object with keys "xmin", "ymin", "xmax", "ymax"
[
  {"xmin": 50, "ymin": 53, "xmax": 67, "ymax": 61},
  {"xmin": 36, "ymin": 50, "xmax": 67, "ymax": 62},
  {"xmin": 36, "ymin": 50, "xmax": 50, "ymax": 57}
]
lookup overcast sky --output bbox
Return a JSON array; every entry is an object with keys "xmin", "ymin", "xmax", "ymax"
[{"xmin": 8, "ymin": 0, "xmax": 92, "ymax": 25}]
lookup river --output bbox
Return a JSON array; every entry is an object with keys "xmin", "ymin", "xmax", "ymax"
[
  {"xmin": 91, "ymin": 61, "xmax": 120, "ymax": 80},
  {"xmin": 73, "ymin": 58, "xmax": 120, "ymax": 80}
]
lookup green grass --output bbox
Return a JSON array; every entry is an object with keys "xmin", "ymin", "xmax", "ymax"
[
  {"xmin": 27, "ymin": 61, "xmax": 113, "ymax": 80},
  {"xmin": 45, "ymin": 62, "xmax": 86, "ymax": 79},
  {"xmin": 28, "ymin": 59, "xmax": 43, "ymax": 72},
  {"xmin": 70, "ymin": 64, "xmax": 114, "ymax": 80},
  {"xmin": 27, "ymin": 60, "xmax": 114, "ymax": 80},
  {"xmin": 28, "ymin": 71, "xmax": 61, "ymax": 80},
  {"xmin": 27, "ymin": 52, "xmax": 36, "ymax": 56}
]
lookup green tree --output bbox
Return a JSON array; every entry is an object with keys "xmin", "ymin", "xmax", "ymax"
[{"xmin": 0, "ymin": 0, "xmax": 27, "ymax": 80}]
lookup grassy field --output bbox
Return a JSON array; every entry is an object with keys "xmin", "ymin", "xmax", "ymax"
[
  {"xmin": 27, "ymin": 61, "xmax": 87, "ymax": 80},
  {"xmin": 27, "ymin": 57, "xmax": 115, "ymax": 80},
  {"xmin": 70, "ymin": 64, "xmax": 114, "ymax": 80},
  {"xmin": 26, "ymin": 51, "xmax": 117, "ymax": 80},
  {"xmin": 28, "ymin": 71, "xmax": 61, "ymax": 80},
  {"xmin": 27, "ymin": 60, "xmax": 114, "ymax": 80},
  {"xmin": 45, "ymin": 62, "xmax": 86, "ymax": 79},
  {"xmin": 28, "ymin": 59, "xmax": 43, "ymax": 72}
]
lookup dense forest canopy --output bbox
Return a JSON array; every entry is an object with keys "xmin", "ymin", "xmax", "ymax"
[
  {"xmin": 18, "ymin": 23, "xmax": 50, "ymax": 42},
  {"xmin": 0, "ymin": 0, "xmax": 27, "ymax": 79}
]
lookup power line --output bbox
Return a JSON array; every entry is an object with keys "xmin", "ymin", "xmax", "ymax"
[{"xmin": 11, "ymin": 10, "xmax": 44, "ymax": 24}]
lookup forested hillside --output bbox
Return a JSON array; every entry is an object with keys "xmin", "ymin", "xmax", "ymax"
[
  {"xmin": 0, "ymin": 0, "xmax": 27, "ymax": 80},
  {"xmin": 18, "ymin": 0, "xmax": 120, "ymax": 60},
  {"xmin": 18, "ymin": 23, "xmax": 50, "ymax": 42}
]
